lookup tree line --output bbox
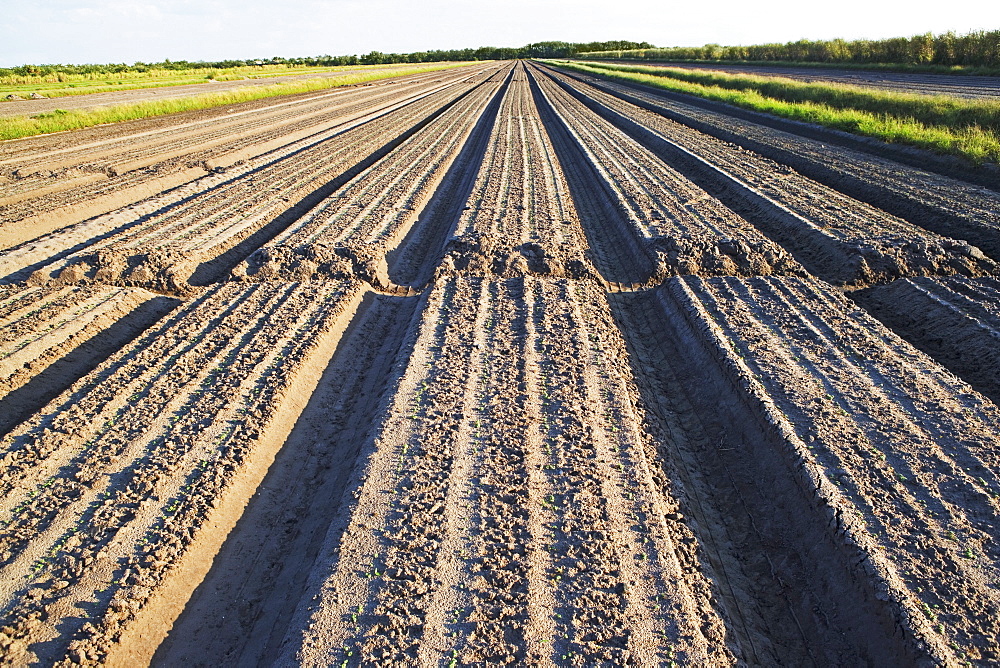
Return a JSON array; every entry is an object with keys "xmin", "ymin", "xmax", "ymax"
[
  {"xmin": 1, "ymin": 41, "xmax": 654, "ymax": 78},
  {"xmin": 579, "ymin": 31, "xmax": 1000, "ymax": 68}
]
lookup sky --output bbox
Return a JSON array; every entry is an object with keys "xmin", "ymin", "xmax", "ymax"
[{"xmin": 1, "ymin": 0, "xmax": 999, "ymax": 67}]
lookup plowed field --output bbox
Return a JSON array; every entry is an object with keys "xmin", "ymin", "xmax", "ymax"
[{"xmin": 1, "ymin": 60, "xmax": 999, "ymax": 666}]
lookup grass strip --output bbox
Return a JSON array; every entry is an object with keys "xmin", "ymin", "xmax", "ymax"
[
  {"xmin": 550, "ymin": 61, "xmax": 1000, "ymax": 164},
  {"xmin": 0, "ymin": 63, "xmax": 414, "ymax": 99},
  {"xmin": 578, "ymin": 58, "xmax": 1000, "ymax": 78},
  {"xmin": 575, "ymin": 61, "xmax": 1000, "ymax": 131},
  {"xmin": 0, "ymin": 62, "xmax": 476, "ymax": 142}
]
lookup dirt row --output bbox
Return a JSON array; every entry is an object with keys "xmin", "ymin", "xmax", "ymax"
[
  {"xmin": 9, "ymin": 67, "xmax": 506, "ymax": 295},
  {"xmin": 431, "ymin": 69, "xmax": 594, "ymax": 283},
  {"xmin": 0, "ymin": 65, "xmax": 425, "ymax": 119},
  {"xmin": 648, "ymin": 275, "xmax": 1000, "ymax": 665},
  {"xmin": 152, "ymin": 290, "xmax": 426, "ymax": 666},
  {"xmin": 532, "ymin": 68, "xmax": 803, "ymax": 281},
  {"xmin": 855, "ymin": 277, "xmax": 1000, "ymax": 405},
  {"xmin": 536, "ymin": 64, "xmax": 998, "ymax": 286},
  {"xmin": 232, "ymin": 66, "xmax": 512, "ymax": 289},
  {"xmin": 0, "ymin": 66, "xmax": 497, "ymax": 250},
  {"xmin": 0, "ymin": 285, "xmax": 177, "ymax": 436},
  {"xmin": 0, "ymin": 280, "xmax": 365, "ymax": 665},
  {"xmin": 275, "ymin": 276, "xmax": 735, "ymax": 666},
  {"xmin": 0, "ymin": 70, "xmax": 457, "ymax": 188},
  {"xmin": 549, "ymin": 64, "xmax": 1000, "ymax": 257}
]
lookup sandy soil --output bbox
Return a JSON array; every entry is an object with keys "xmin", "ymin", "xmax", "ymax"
[{"xmin": 0, "ymin": 60, "xmax": 998, "ymax": 666}]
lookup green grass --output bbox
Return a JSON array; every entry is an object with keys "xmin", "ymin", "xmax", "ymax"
[
  {"xmin": 550, "ymin": 60, "xmax": 1000, "ymax": 165},
  {"xmin": 0, "ymin": 62, "xmax": 422, "ymax": 99},
  {"xmin": 574, "ymin": 60, "xmax": 1000, "ymax": 131},
  {"xmin": 580, "ymin": 58, "xmax": 1000, "ymax": 78},
  {"xmin": 0, "ymin": 62, "xmax": 476, "ymax": 141}
]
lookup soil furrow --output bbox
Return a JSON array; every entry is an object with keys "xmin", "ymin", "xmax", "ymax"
[
  {"xmin": 854, "ymin": 277, "xmax": 1000, "ymax": 405},
  {"xmin": 151, "ymin": 290, "xmax": 424, "ymax": 666},
  {"xmin": 274, "ymin": 278, "xmax": 483, "ymax": 664},
  {"xmin": 0, "ymin": 72, "xmax": 453, "ymax": 174},
  {"xmin": 410, "ymin": 279, "xmax": 550, "ymax": 664},
  {"xmin": 530, "ymin": 279, "xmax": 733, "ymax": 665},
  {"xmin": 530, "ymin": 64, "xmax": 802, "ymax": 283},
  {"xmin": 2, "ymin": 58, "xmax": 999, "ymax": 665},
  {"xmin": 548, "ymin": 64, "xmax": 1000, "ymax": 258},
  {"xmin": 231, "ymin": 66, "xmax": 513, "ymax": 288},
  {"xmin": 0, "ymin": 69, "xmax": 495, "ymax": 259},
  {"xmin": 527, "ymin": 70, "xmax": 655, "ymax": 285},
  {"xmin": 0, "ymin": 281, "xmax": 365, "ymax": 666},
  {"xmin": 386, "ymin": 68, "xmax": 514, "ymax": 288},
  {"xmin": 540, "ymin": 65, "xmax": 998, "ymax": 286}
]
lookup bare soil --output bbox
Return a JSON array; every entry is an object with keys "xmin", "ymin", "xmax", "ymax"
[
  {"xmin": 854, "ymin": 277, "xmax": 1000, "ymax": 404},
  {"xmin": 0, "ymin": 60, "xmax": 999, "ymax": 667}
]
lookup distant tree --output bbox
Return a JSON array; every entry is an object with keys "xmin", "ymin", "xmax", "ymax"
[{"xmin": 574, "ymin": 29, "xmax": 1000, "ymax": 69}]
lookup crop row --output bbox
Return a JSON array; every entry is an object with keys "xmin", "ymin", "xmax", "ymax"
[
  {"xmin": 649, "ymin": 275, "xmax": 1000, "ymax": 664},
  {"xmin": 280, "ymin": 277, "xmax": 734, "ymax": 665},
  {"xmin": 533, "ymin": 66, "xmax": 802, "ymax": 280},
  {"xmin": 0, "ymin": 285, "xmax": 177, "ymax": 435},
  {"xmin": 433, "ymin": 69, "xmax": 594, "ymax": 282},
  {"xmin": 856, "ymin": 277, "xmax": 1000, "ymax": 404},
  {"xmin": 547, "ymin": 64, "xmax": 1000, "ymax": 258},
  {"xmin": 536, "ymin": 64, "xmax": 998, "ymax": 285}
]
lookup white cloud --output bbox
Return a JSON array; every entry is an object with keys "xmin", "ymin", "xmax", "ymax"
[{"xmin": 68, "ymin": 2, "xmax": 164, "ymax": 19}]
